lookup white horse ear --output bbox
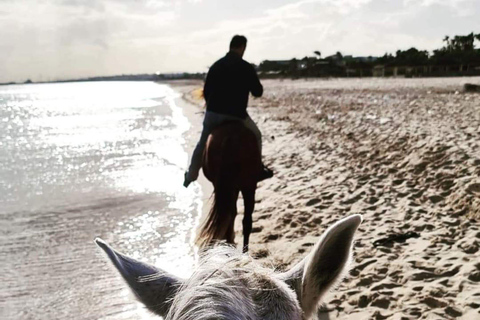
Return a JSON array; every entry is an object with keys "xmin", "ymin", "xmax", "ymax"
[
  {"xmin": 95, "ymin": 238, "xmax": 183, "ymax": 317},
  {"xmin": 278, "ymin": 214, "xmax": 362, "ymax": 319}
]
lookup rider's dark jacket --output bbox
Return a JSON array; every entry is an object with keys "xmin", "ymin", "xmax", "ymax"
[{"xmin": 204, "ymin": 51, "xmax": 263, "ymax": 119}]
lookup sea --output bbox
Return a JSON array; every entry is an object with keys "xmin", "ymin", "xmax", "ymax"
[{"xmin": 0, "ymin": 81, "xmax": 205, "ymax": 319}]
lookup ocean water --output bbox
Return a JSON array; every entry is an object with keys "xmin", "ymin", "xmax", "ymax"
[{"xmin": 0, "ymin": 81, "xmax": 204, "ymax": 319}]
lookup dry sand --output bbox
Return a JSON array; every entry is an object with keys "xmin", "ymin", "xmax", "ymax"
[{"xmin": 173, "ymin": 77, "xmax": 480, "ymax": 320}]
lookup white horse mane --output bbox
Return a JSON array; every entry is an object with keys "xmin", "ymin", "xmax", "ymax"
[{"xmin": 166, "ymin": 246, "xmax": 301, "ymax": 320}]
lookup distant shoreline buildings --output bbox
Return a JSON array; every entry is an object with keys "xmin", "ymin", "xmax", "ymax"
[
  {"xmin": 257, "ymin": 52, "xmax": 480, "ymax": 79},
  {"xmin": 258, "ymin": 33, "xmax": 480, "ymax": 79}
]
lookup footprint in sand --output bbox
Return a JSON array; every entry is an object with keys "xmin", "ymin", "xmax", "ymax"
[
  {"xmin": 264, "ymin": 233, "xmax": 280, "ymax": 241},
  {"xmin": 357, "ymin": 295, "xmax": 371, "ymax": 308},
  {"xmin": 322, "ymin": 193, "xmax": 335, "ymax": 200},
  {"xmin": 310, "ymin": 216, "xmax": 322, "ymax": 224},
  {"xmin": 356, "ymin": 276, "xmax": 374, "ymax": 286},
  {"xmin": 466, "ymin": 183, "xmax": 480, "ymax": 194},
  {"xmin": 302, "ymin": 242, "xmax": 314, "ymax": 247},
  {"xmin": 406, "ymin": 308, "xmax": 422, "ymax": 317},
  {"xmin": 365, "ymin": 196, "xmax": 379, "ymax": 204},
  {"xmin": 428, "ymin": 195, "xmax": 444, "ymax": 204},
  {"xmin": 421, "ymin": 297, "xmax": 448, "ymax": 308},
  {"xmin": 413, "ymin": 162, "xmax": 428, "ymax": 174},
  {"xmin": 252, "ymin": 248, "xmax": 269, "ymax": 258},
  {"xmin": 370, "ymin": 282, "xmax": 402, "ymax": 291},
  {"xmin": 461, "ymin": 243, "xmax": 479, "ymax": 254},
  {"xmin": 251, "ymin": 226, "xmax": 263, "ymax": 233},
  {"xmin": 392, "ymin": 179, "xmax": 404, "ymax": 186},
  {"xmin": 445, "ymin": 306, "xmax": 463, "ymax": 317},
  {"xmin": 370, "ymin": 298, "xmax": 390, "ymax": 309},
  {"xmin": 441, "ymin": 179, "xmax": 455, "ymax": 190},
  {"xmin": 350, "ymin": 259, "xmax": 377, "ymax": 276},
  {"xmin": 257, "ymin": 213, "xmax": 271, "ymax": 220},
  {"xmin": 468, "ymin": 271, "xmax": 480, "ymax": 282},
  {"xmin": 297, "ymin": 215, "xmax": 309, "ymax": 222},
  {"xmin": 411, "ymin": 189, "xmax": 425, "ymax": 199}
]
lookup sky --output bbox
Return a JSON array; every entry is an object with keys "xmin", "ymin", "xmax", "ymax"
[{"xmin": 1, "ymin": 0, "xmax": 479, "ymax": 83}]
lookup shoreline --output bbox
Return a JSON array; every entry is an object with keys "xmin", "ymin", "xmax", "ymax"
[{"xmin": 169, "ymin": 81, "xmax": 213, "ymax": 251}]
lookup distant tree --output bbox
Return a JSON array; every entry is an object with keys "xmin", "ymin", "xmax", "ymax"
[
  {"xmin": 258, "ymin": 60, "xmax": 290, "ymax": 73},
  {"xmin": 432, "ymin": 32, "xmax": 480, "ymax": 67},
  {"xmin": 456, "ymin": 33, "xmax": 476, "ymax": 51},
  {"xmin": 394, "ymin": 48, "xmax": 429, "ymax": 66},
  {"xmin": 289, "ymin": 58, "xmax": 298, "ymax": 75},
  {"xmin": 439, "ymin": 32, "xmax": 480, "ymax": 52},
  {"xmin": 376, "ymin": 53, "xmax": 395, "ymax": 64},
  {"xmin": 443, "ymin": 35, "xmax": 449, "ymax": 45}
]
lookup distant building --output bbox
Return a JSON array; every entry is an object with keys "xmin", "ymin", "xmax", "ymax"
[
  {"xmin": 373, "ymin": 65, "xmax": 386, "ymax": 77},
  {"xmin": 372, "ymin": 64, "xmax": 480, "ymax": 77}
]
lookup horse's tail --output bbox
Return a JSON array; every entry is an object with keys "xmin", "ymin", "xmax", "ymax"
[{"xmin": 196, "ymin": 135, "xmax": 240, "ymax": 248}]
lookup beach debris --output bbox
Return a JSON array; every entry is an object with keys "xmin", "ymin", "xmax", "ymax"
[
  {"xmin": 464, "ymin": 83, "xmax": 480, "ymax": 92},
  {"xmin": 373, "ymin": 231, "xmax": 420, "ymax": 247}
]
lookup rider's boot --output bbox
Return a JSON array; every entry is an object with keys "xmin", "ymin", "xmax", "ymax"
[
  {"xmin": 183, "ymin": 172, "xmax": 192, "ymax": 188},
  {"xmin": 258, "ymin": 164, "xmax": 274, "ymax": 182}
]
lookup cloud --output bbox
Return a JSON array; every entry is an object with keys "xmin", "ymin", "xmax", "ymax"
[
  {"xmin": 1, "ymin": 0, "xmax": 479, "ymax": 82},
  {"xmin": 175, "ymin": 0, "xmax": 375, "ymax": 61},
  {"xmin": 403, "ymin": 0, "xmax": 478, "ymax": 16},
  {"xmin": 0, "ymin": 0, "xmax": 180, "ymax": 81}
]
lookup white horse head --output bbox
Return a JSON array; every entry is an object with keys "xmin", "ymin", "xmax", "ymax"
[{"xmin": 96, "ymin": 214, "xmax": 362, "ymax": 319}]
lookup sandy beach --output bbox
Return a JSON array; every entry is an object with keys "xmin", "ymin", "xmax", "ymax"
[{"xmin": 175, "ymin": 77, "xmax": 480, "ymax": 320}]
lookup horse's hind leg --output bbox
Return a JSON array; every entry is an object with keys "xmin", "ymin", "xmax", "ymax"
[
  {"xmin": 241, "ymin": 188, "xmax": 256, "ymax": 253},
  {"xmin": 226, "ymin": 190, "xmax": 239, "ymax": 245},
  {"xmin": 226, "ymin": 209, "xmax": 236, "ymax": 245}
]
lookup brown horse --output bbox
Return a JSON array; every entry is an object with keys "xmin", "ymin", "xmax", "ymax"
[{"xmin": 196, "ymin": 121, "xmax": 262, "ymax": 252}]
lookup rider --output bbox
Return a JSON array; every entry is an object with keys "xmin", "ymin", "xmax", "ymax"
[{"xmin": 184, "ymin": 35, "xmax": 273, "ymax": 187}]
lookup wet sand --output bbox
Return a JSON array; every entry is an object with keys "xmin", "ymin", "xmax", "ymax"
[{"xmin": 178, "ymin": 77, "xmax": 480, "ymax": 320}]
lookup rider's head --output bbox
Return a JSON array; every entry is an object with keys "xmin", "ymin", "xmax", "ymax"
[{"xmin": 229, "ymin": 35, "xmax": 247, "ymax": 57}]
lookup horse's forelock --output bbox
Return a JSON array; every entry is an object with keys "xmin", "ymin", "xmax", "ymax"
[{"xmin": 165, "ymin": 246, "xmax": 301, "ymax": 320}]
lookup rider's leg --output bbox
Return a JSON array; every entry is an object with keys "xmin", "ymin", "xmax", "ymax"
[
  {"xmin": 243, "ymin": 114, "xmax": 262, "ymax": 156},
  {"xmin": 185, "ymin": 112, "xmax": 242, "ymax": 187},
  {"xmin": 243, "ymin": 114, "xmax": 273, "ymax": 181},
  {"xmin": 185, "ymin": 118, "xmax": 213, "ymax": 184}
]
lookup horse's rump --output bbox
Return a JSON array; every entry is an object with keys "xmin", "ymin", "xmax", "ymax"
[
  {"xmin": 197, "ymin": 121, "xmax": 261, "ymax": 248},
  {"xmin": 202, "ymin": 121, "xmax": 261, "ymax": 187}
]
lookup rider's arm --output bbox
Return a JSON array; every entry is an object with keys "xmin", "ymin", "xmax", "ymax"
[
  {"xmin": 249, "ymin": 64, "xmax": 263, "ymax": 98},
  {"xmin": 203, "ymin": 70, "xmax": 212, "ymax": 102}
]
